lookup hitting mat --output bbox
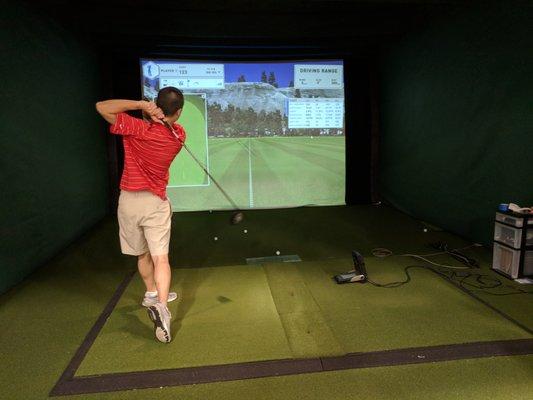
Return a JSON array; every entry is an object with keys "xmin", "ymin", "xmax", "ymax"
[
  {"xmin": 76, "ymin": 265, "xmax": 292, "ymax": 376},
  {"xmin": 74, "ymin": 259, "xmax": 531, "ymax": 378}
]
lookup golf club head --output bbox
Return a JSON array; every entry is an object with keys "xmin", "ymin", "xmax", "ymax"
[{"xmin": 231, "ymin": 212, "xmax": 244, "ymax": 225}]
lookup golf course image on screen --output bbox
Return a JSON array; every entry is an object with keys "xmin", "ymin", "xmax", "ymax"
[{"xmin": 141, "ymin": 59, "xmax": 345, "ymax": 211}]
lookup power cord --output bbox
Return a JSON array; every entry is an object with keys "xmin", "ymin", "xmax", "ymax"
[
  {"xmin": 371, "ymin": 244, "xmax": 480, "ymax": 270},
  {"xmin": 366, "ymin": 245, "xmax": 533, "ymax": 295}
]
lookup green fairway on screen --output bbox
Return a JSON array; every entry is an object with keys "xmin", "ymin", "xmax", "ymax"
[
  {"xmin": 168, "ymin": 94, "xmax": 208, "ymax": 187},
  {"xmin": 141, "ymin": 59, "xmax": 346, "ymax": 211}
]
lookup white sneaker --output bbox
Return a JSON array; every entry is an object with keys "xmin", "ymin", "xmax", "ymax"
[
  {"xmin": 147, "ymin": 302, "xmax": 172, "ymax": 343},
  {"xmin": 142, "ymin": 292, "xmax": 179, "ymax": 307}
]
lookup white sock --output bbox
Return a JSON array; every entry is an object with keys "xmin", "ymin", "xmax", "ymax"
[{"xmin": 145, "ymin": 290, "xmax": 158, "ymax": 297}]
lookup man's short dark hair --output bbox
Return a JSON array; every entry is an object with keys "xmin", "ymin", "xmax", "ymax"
[{"xmin": 156, "ymin": 87, "xmax": 184, "ymax": 116}]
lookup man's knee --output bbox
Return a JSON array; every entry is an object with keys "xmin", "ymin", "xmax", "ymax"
[
  {"xmin": 151, "ymin": 254, "xmax": 169, "ymax": 267},
  {"xmin": 138, "ymin": 251, "xmax": 151, "ymax": 262}
]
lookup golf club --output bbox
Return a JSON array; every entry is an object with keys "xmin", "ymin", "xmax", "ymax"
[{"xmin": 161, "ymin": 119, "xmax": 244, "ymax": 225}]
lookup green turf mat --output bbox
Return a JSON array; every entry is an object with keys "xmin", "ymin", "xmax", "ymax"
[
  {"xmin": 452, "ymin": 246, "xmax": 533, "ymax": 329},
  {"xmin": 307, "ymin": 258, "xmax": 531, "ymax": 352},
  {"xmin": 474, "ymin": 291, "xmax": 533, "ymax": 328},
  {"xmin": 0, "ymin": 219, "xmax": 130, "ymax": 399},
  {"xmin": 263, "ymin": 263, "xmax": 344, "ymax": 357},
  {"xmin": 1, "ymin": 207, "xmax": 532, "ymax": 400},
  {"xmin": 78, "ymin": 257, "xmax": 529, "ymax": 377},
  {"xmin": 75, "ymin": 265, "xmax": 292, "ymax": 376}
]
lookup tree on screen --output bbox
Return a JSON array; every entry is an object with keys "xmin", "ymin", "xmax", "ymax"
[
  {"xmin": 268, "ymin": 72, "xmax": 278, "ymax": 88},
  {"xmin": 224, "ymin": 104, "xmax": 236, "ymax": 125},
  {"xmin": 207, "ymin": 102, "xmax": 223, "ymax": 133},
  {"xmin": 272, "ymin": 110, "xmax": 283, "ymax": 130},
  {"xmin": 207, "ymin": 103, "xmax": 293, "ymax": 138},
  {"xmin": 261, "ymin": 71, "xmax": 267, "ymax": 83},
  {"xmin": 257, "ymin": 110, "xmax": 268, "ymax": 134},
  {"xmin": 245, "ymin": 107, "xmax": 257, "ymax": 129},
  {"xmin": 237, "ymin": 75, "xmax": 246, "ymax": 82}
]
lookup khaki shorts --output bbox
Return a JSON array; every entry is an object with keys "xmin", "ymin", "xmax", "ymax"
[{"xmin": 117, "ymin": 190, "xmax": 172, "ymax": 256}]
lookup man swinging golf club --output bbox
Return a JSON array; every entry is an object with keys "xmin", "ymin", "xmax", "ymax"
[{"xmin": 96, "ymin": 87, "xmax": 185, "ymax": 343}]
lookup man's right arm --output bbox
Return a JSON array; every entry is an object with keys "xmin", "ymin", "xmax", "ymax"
[
  {"xmin": 95, "ymin": 99, "xmax": 164, "ymax": 125},
  {"xmin": 95, "ymin": 99, "xmax": 146, "ymax": 125}
]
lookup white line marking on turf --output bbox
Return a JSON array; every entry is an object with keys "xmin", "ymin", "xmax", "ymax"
[{"xmin": 248, "ymin": 137, "xmax": 254, "ymax": 208}]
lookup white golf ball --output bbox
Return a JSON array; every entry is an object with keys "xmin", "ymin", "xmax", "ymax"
[
  {"xmin": 276, "ymin": 251, "xmax": 280, "ymax": 255},
  {"xmin": 244, "ymin": 229, "xmax": 248, "ymax": 233},
  {"xmin": 423, "ymin": 228, "xmax": 428, "ymax": 233},
  {"xmin": 214, "ymin": 236, "xmax": 218, "ymax": 241}
]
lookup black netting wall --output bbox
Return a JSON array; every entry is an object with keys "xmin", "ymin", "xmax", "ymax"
[
  {"xmin": 379, "ymin": 1, "xmax": 533, "ymax": 246},
  {"xmin": 0, "ymin": 1, "xmax": 109, "ymax": 294}
]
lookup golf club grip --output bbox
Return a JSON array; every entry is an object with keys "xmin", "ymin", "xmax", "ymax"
[{"xmin": 161, "ymin": 120, "xmax": 240, "ymax": 210}]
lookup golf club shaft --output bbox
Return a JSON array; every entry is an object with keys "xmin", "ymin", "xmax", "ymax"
[
  {"xmin": 162, "ymin": 120, "xmax": 240, "ymax": 210},
  {"xmin": 182, "ymin": 144, "xmax": 240, "ymax": 210}
]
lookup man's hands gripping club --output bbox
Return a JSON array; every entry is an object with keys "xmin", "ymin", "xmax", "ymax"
[
  {"xmin": 141, "ymin": 101, "xmax": 165, "ymax": 124},
  {"xmin": 95, "ymin": 99, "xmax": 164, "ymax": 125}
]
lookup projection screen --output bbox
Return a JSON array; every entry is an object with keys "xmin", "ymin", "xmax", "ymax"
[{"xmin": 140, "ymin": 59, "xmax": 345, "ymax": 211}]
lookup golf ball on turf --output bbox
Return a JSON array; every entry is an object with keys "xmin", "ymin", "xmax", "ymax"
[
  {"xmin": 244, "ymin": 229, "xmax": 248, "ymax": 233},
  {"xmin": 214, "ymin": 236, "xmax": 218, "ymax": 241},
  {"xmin": 276, "ymin": 251, "xmax": 280, "ymax": 255}
]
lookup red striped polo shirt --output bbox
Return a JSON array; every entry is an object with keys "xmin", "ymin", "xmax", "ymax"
[{"xmin": 109, "ymin": 112, "xmax": 186, "ymax": 199}]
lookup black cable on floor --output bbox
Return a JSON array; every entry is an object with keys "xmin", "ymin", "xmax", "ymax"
[
  {"xmin": 367, "ymin": 264, "xmax": 533, "ymax": 295},
  {"xmin": 364, "ymin": 263, "xmax": 533, "ymax": 335}
]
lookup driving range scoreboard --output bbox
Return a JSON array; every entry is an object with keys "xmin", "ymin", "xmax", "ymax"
[
  {"xmin": 288, "ymin": 98, "xmax": 344, "ymax": 129},
  {"xmin": 288, "ymin": 64, "xmax": 344, "ymax": 129},
  {"xmin": 294, "ymin": 64, "xmax": 343, "ymax": 89}
]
